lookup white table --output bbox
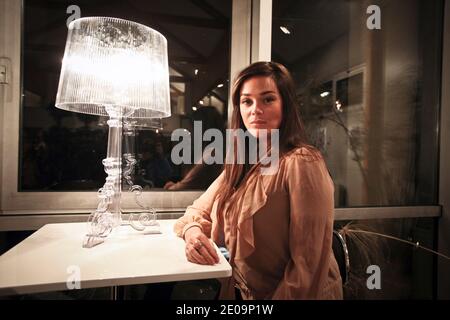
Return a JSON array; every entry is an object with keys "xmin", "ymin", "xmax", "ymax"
[{"xmin": 0, "ymin": 219, "xmax": 231, "ymax": 296}]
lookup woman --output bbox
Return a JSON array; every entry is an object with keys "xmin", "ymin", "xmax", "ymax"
[{"xmin": 174, "ymin": 61, "xmax": 343, "ymax": 300}]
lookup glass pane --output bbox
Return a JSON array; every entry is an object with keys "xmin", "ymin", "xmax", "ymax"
[
  {"xmin": 272, "ymin": 0, "xmax": 443, "ymax": 206},
  {"xmin": 334, "ymin": 217, "xmax": 436, "ymax": 299},
  {"xmin": 20, "ymin": 0, "xmax": 230, "ymax": 191}
]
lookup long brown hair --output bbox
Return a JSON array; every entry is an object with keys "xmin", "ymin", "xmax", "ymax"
[{"xmin": 216, "ymin": 61, "xmax": 312, "ymax": 214}]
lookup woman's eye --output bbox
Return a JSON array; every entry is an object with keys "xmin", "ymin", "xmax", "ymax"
[
  {"xmin": 241, "ymin": 99, "xmax": 252, "ymax": 105},
  {"xmin": 264, "ymin": 96, "xmax": 275, "ymax": 103}
]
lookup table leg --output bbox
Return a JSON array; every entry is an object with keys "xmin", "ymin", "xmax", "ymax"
[{"xmin": 110, "ymin": 286, "xmax": 124, "ymax": 300}]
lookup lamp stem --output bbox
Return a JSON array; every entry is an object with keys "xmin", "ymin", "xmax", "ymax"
[
  {"xmin": 83, "ymin": 106, "xmax": 125, "ymax": 247},
  {"xmin": 103, "ymin": 106, "xmax": 123, "ymax": 227}
]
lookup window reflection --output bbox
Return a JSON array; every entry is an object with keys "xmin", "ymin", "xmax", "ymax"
[
  {"xmin": 335, "ymin": 217, "xmax": 435, "ymax": 299},
  {"xmin": 164, "ymin": 106, "xmax": 225, "ymax": 191},
  {"xmin": 272, "ymin": 0, "xmax": 443, "ymax": 206},
  {"xmin": 20, "ymin": 0, "xmax": 231, "ymax": 191}
]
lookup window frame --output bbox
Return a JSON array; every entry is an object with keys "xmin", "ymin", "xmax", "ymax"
[
  {"xmin": 332, "ymin": 64, "xmax": 366, "ymax": 112},
  {"xmin": 437, "ymin": 0, "xmax": 450, "ymax": 299}
]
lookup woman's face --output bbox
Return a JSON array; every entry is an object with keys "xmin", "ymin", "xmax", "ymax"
[{"xmin": 239, "ymin": 76, "xmax": 283, "ymax": 137}]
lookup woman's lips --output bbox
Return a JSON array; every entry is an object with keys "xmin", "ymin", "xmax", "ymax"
[{"xmin": 250, "ymin": 120, "xmax": 267, "ymax": 125}]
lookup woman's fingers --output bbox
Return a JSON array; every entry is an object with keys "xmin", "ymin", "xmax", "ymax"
[
  {"xmin": 185, "ymin": 237, "xmax": 219, "ymax": 265},
  {"xmin": 186, "ymin": 243, "xmax": 208, "ymax": 265},
  {"xmin": 196, "ymin": 240, "xmax": 219, "ymax": 264},
  {"xmin": 194, "ymin": 237, "xmax": 219, "ymax": 265},
  {"xmin": 196, "ymin": 245, "xmax": 216, "ymax": 265},
  {"xmin": 205, "ymin": 239, "xmax": 220, "ymax": 263},
  {"xmin": 191, "ymin": 248, "xmax": 209, "ymax": 265}
]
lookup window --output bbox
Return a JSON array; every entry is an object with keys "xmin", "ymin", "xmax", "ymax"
[
  {"xmin": 271, "ymin": 0, "xmax": 445, "ymax": 299},
  {"xmin": 272, "ymin": 0, "xmax": 444, "ymax": 207},
  {"xmin": 20, "ymin": 0, "xmax": 231, "ymax": 193},
  {"xmin": 0, "ymin": 0, "xmax": 242, "ymax": 213}
]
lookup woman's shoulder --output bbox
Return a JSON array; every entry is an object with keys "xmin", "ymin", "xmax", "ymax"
[
  {"xmin": 281, "ymin": 145, "xmax": 333, "ymax": 187},
  {"xmin": 283, "ymin": 145, "xmax": 324, "ymax": 164}
]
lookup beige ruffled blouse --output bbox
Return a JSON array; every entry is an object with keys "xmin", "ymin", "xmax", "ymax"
[{"xmin": 174, "ymin": 146, "xmax": 343, "ymax": 300}]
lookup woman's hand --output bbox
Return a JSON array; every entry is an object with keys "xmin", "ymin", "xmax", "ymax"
[
  {"xmin": 184, "ymin": 226, "xmax": 220, "ymax": 265},
  {"xmin": 163, "ymin": 181, "xmax": 175, "ymax": 190}
]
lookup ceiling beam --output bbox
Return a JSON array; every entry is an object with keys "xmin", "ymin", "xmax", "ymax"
[
  {"xmin": 189, "ymin": 0, "xmax": 228, "ymax": 22},
  {"xmin": 170, "ymin": 84, "xmax": 184, "ymax": 95},
  {"xmin": 170, "ymin": 76, "xmax": 188, "ymax": 83},
  {"xmin": 26, "ymin": 0, "xmax": 226, "ymax": 41},
  {"xmin": 126, "ymin": 0, "xmax": 226, "ymax": 29},
  {"xmin": 138, "ymin": 12, "xmax": 226, "ymax": 29},
  {"xmin": 25, "ymin": 0, "xmax": 106, "ymax": 10},
  {"xmin": 210, "ymin": 90, "xmax": 226, "ymax": 104}
]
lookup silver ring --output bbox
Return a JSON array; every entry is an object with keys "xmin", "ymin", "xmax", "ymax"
[{"xmin": 194, "ymin": 240, "xmax": 204, "ymax": 250}]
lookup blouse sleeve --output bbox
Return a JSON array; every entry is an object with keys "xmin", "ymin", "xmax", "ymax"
[
  {"xmin": 271, "ymin": 150, "xmax": 335, "ymax": 299},
  {"xmin": 173, "ymin": 171, "xmax": 224, "ymax": 239}
]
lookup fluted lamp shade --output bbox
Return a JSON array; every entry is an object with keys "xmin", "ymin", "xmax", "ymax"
[{"xmin": 56, "ymin": 17, "xmax": 171, "ymax": 118}]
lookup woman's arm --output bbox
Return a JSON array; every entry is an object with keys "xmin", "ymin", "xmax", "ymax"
[
  {"xmin": 272, "ymin": 150, "xmax": 335, "ymax": 299},
  {"xmin": 173, "ymin": 172, "xmax": 224, "ymax": 265},
  {"xmin": 173, "ymin": 171, "xmax": 223, "ymax": 238}
]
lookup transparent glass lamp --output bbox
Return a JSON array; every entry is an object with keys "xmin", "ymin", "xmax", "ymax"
[{"xmin": 55, "ymin": 17, "xmax": 171, "ymax": 248}]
